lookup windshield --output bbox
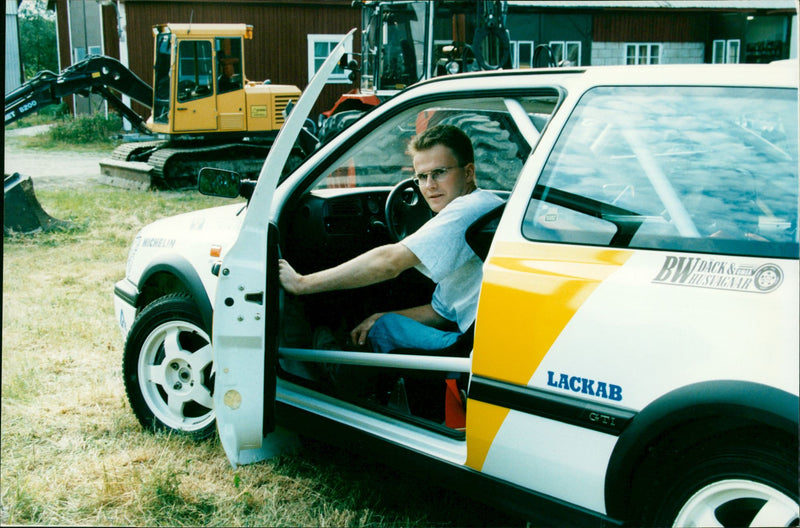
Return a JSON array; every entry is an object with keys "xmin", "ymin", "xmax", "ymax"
[{"xmin": 524, "ymin": 86, "xmax": 798, "ymax": 258}]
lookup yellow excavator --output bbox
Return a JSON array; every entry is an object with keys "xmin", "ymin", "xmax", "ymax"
[{"xmin": 5, "ymin": 23, "xmax": 301, "ymax": 189}]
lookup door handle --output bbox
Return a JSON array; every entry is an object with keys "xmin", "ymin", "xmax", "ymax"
[{"xmin": 244, "ymin": 292, "xmax": 263, "ymax": 305}]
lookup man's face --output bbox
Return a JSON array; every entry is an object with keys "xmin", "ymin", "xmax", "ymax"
[{"xmin": 412, "ymin": 144, "xmax": 475, "ymax": 213}]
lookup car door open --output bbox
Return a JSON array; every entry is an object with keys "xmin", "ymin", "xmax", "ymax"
[{"xmin": 212, "ymin": 29, "xmax": 355, "ymax": 467}]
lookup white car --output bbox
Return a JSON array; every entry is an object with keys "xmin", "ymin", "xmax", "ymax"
[{"xmin": 114, "ymin": 38, "xmax": 798, "ymax": 526}]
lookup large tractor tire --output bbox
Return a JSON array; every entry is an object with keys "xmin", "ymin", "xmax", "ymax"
[{"xmin": 438, "ymin": 114, "xmax": 523, "ymax": 190}]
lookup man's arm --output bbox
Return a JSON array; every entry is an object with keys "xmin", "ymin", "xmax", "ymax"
[
  {"xmin": 279, "ymin": 243, "xmax": 420, "ymax": 296},
  {"xmin": 350, "ymin": 304, "xmax": 450, "ymax": 346}
]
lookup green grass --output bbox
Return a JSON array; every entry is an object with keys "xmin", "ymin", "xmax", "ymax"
[{"xmin": 1, "ymin": 184, "xmax": 523, "ymax": 527}]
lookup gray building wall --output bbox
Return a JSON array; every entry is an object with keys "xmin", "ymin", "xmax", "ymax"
[
  {"xmin": 67, "ymin": 0, "xmax": 105, "ymax": 115},
  {"xmin": 591, "ymin": 41, "xmax": 705, "ymax": 65},
  {"xmin": 6, "ymin": 0, "xmax": 23, "ymax": 93}
]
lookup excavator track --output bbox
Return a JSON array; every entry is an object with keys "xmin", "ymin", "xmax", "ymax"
[
  {"xmin": 110, "ymin": 140, "xmax": 168, "ymax": 162},
  {"xmin": 102, "ymin": 141, "xmax": 276, "ymax": 190},
  {"xmin": 101, "ymin": 140, "xmax": 169, "ymax": 190},
  {"xmin": 147, "ymin": 142, "xmax": 273, "ymax": 189}
]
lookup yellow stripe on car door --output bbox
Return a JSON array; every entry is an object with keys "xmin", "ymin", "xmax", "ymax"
[{"xmin": 466, "ymin": 242, "xmax": 631, "ymax": 470}]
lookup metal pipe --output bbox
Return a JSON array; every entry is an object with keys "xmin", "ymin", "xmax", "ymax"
[{"xmin": 279, "ymin": 347, "xmax": 471, "ymax": 372}]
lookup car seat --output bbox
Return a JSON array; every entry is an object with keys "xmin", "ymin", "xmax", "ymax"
[{"xmin": 380, "ymin": 203, "xmax": 506, "ymax": 425}]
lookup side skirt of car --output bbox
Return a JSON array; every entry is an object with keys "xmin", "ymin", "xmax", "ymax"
[{"xmin": 275, "ymin": 400, "xmax": 625, "ymax": 527}]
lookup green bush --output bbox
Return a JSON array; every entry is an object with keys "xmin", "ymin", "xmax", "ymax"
[
  {"xmin": 19, "ymin": 112, "xmax": 125, "ymax": 150},
  {"xmin": 48, "ymin": 113, "xmax": 124, "ymax": 144}
]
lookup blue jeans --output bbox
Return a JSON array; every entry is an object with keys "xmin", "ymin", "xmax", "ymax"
[{"xmin": 367, "ymin": 313, "xmax": 461, "ymax": 354}]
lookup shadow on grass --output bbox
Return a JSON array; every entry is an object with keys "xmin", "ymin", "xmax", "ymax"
[{"xmin": 275, "ymin": 438, "xmax": 527, "ymax": 527}]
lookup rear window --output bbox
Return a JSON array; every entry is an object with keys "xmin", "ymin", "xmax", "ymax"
[{"xmin": 523, "ymin": 86, "xmax": 798, "ymax": 258}]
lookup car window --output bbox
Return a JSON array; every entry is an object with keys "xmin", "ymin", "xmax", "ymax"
[
  {"xmin": 523, "ymin": 86, "xmax": 798, "ymax": 258},
  {"xmin": 312, "ymin": 94, "xmax": 559, "ymax": 192}
]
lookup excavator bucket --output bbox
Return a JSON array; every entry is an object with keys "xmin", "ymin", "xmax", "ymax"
[{"xmin": 3, "ymin": 173, "xmax": 73, "ymax": 235}]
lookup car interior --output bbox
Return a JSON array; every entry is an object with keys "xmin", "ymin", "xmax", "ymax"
[{"xmin": 273, "ymin": 96, "xmax": 555, "ymax": 432}]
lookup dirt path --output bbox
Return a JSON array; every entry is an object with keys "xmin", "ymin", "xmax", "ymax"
[{"xmin": 4, "ymin": 126, "xmax": 113, "ymax": 190}]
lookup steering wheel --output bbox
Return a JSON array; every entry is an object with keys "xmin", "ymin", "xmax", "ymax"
[
  {"xmin": 385, "ymin": 179, "xmax": 433, "ymax": 242},
  {"xmin": 177, "ymin": 80, "xmax": 196, "ymax": 100}
]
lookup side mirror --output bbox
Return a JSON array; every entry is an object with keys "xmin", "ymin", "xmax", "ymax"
[
  {"xmin": 338, "ymin": 54, "xmax": 360, "ymax": 83},
  {"xmin": 339, "ymin": 54, "xmax": 360, "ymax": 73},
  {"xmin": 198, "ymin": 167, "xmax": 242, "ymax": 198}
]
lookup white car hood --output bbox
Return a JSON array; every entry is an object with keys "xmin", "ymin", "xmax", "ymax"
[{"xmin": 126, "ymin": 202, "xmax": 246, "ymax": 284}]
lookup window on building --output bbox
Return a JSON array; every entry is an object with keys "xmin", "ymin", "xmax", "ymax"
[
  {"xmin": 307, "ymin": 34, "xmax": 354, "ymax": 83},
  {"xmin": 625, "ymin": 43, "xmax": 661, "ymax": 65},
  {"xmin": 512, "ymin": 41, "xmax": 535, "ymax": 68},
  {"xmin": 550, "ymin": 41, "xmax": 581, "ymax": 66},
  {"xmin": 74, "ymin": 45, "xmax": 102, "ymax": 62},
  {"xmin": 713, "ymin": 39, "xmax": 741, "ymax": 63}
]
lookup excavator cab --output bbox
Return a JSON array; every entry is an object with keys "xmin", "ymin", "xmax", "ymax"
[
  {"xmin": 318, "ymin": 1, "xmax": 511, "ymax": 147},
  {"xmin": 151, "ymin": 28, "xmax": 244, "ymax": 126},
  {"xmin": 148, "ymin": 24, "xmax": 293, "ymax": 137},
  {"xmin": 360, "ymin": 1, "xmax": 511, "ymax": 96}
]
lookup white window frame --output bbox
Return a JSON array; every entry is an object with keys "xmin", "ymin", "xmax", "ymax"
[
  {"xmin": 512, "ymin": 40, "xmax": 535, "ymax": 68},
  {"xmin": 307, "ymin": 34, "xmax": 354, "ymax": 84},
  {"xmin": 549, "ymin": 40, "xmax": 581, "ymax": 66},
  {"xmin": 712, "ymin": 39, "xmax": 741, "ymax": 63},
  {"xmin": 625, "ymin": 43, "xmax": 662, "ymax": 65}
]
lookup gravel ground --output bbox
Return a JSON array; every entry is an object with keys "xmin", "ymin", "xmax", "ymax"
[{"xmin": 4, "ymin": 126, "xmax": 113, "ymax": 190}]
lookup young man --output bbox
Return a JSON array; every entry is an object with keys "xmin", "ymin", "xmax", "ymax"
[{"xmin": 279, "ymin": 124, "xmax": 504, "ymax": 353}]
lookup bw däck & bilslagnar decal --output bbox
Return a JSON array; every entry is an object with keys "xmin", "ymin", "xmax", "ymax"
[{"xmin": 653, "ymin": 256, "xmax": 783, "ymax": 293}]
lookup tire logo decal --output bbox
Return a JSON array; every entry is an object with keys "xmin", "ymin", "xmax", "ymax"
[
  {"xmin": 653, "ymin": 256, "xmax": 784, "ymax": 293},
  {"xmin": 753, "ymin": 264, "xmax": 783, "ymax": 291}
]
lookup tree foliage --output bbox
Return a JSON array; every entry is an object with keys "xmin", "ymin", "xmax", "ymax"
[{"xmin": 18, "ymin": 0, "xmax": 59, "ymax": 78}]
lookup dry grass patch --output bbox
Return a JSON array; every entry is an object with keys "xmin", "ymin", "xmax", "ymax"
[{"xmin": 2, "ymin": 184, "xmax": 521, "ymax": 526}]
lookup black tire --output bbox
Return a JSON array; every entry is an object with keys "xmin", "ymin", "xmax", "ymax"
[
  {"xmin": 644, "ymin": 436, "xmax": 799, "ymax": 527},
  {"xmin": 438, "ymin": 113, "xmax": 522, "ymax": 191},
  {"xmin": 122, "ymin": 293, "xmax": 215, "ymax": 439},
  {"xmin": 318, "ymin": 109, "xmax": 364, "ymax": 145}
]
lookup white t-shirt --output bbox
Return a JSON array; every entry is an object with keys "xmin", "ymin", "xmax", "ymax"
[{"xmin": 401, "ymin": 189, "xmax": 504, "ymax": 333}]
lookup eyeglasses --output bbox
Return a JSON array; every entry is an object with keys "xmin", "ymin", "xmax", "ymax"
[{"xmin": 412, "ymin": 165, "xmax": 462, "ymax": 187}]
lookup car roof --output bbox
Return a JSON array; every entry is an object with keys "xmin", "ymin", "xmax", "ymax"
[{"xmin": 411, "ymin": 61, "xmax": 799, "ymax": 94}]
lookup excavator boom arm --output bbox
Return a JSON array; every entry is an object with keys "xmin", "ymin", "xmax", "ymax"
[{"xmin": 5, "ymin": 56, "xmax": 153, "ymax": 133}]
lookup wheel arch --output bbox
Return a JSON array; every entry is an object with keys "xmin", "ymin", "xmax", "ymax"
[
  {"xmin": 604, "ymin": 380, "xmax": 799, "ymax": 521},
  {"xmin": 137, "ymin": 254, "xmax": 213, "ymax": 332}
]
